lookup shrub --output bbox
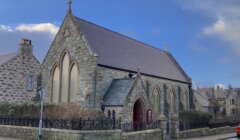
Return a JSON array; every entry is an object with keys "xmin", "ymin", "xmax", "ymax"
[
  {"xmin": 0, "ymin": 102, "xmax": 105, "ymax": 119},
  {"xmin": 179, "ymin": 110, "xmax": 212, "ymax": 123},
  {"xmin": 43, "ymin": 103, "xmax": 105, "ymax": 119}
]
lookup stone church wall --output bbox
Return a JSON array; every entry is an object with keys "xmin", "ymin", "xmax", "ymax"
[
  {"xmin": 104, "ymin": 106, "xmax": 124, "ymax": 120},
  {"xmin": 97, "ymin": 66, "xmax": 190, "ymax": 100},
  {"xmin": 122, "ymin": 76, "xmax": 151, "ymax": 123},
  {"xmin": 97, "ymin": 66, "xmax": 190, "ymax": 121},
  {"xmin": 41, "ymin": 15, "xmax": 98, "ymax": 106},
  {"xmin": 0, "ymin": 54, "xmax": 40, "ymax": 103},
  {"xmin": 41, "ymin": 15, "xmax": 191, "ymax": 114}
]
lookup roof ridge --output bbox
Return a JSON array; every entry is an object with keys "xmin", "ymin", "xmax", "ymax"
[
  {"xmin": 0, "ymin": 52, "xmax": 18, "ymax": 65},
  {"xmin": 74, "ymin": 16, "xmax": 166, "ymax": 53},
  {"xmin": 167, "ymin": 52, "xmax": 191, "ymax": 83},
  {"xmin": 195, "ymin": 90, "xmax": 210, "ymax": 101},
  {"xmin": 113, "ymin": 78, "xmax": 135, "ymax": 81},
  {"xmin": 0, "ymin": 52, "xmax": 18, "ymax": 57}
]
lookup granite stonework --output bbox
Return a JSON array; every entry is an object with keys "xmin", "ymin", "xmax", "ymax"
[
  {"xmin": 41, "ymin": 13, "xmax": 98, "ymax": 106},
  {"xmin": 0, "ymin": 39, "xmax": 40, "ymax": 103},
  {"xmin": 98, "ymin": 66, "xmax": 190, "ymax": 117},
  {"xmin": 178, "ymin": 126, "xmax": 236, "ymax": 139},
  {"xmin": 41, "ymin": 7, "xmax": 192, "ymax": 139},
  {"xmin": 0, "ymin": 125, "xmax": 163, "ymax": 140},
  {"xmin": 97, "ymin": 66, "xmax": 190, "ymax": 137}
]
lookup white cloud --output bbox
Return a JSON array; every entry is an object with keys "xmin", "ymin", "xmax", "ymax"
[
  {"xmin": 15, "ymin": 23, "xmax": 59, "ymax": 35},
  {"xmin": 0, "ymin": 25, "xmax": 13, "ymax": 32},
  {"xmin": 203, "ymin": 18, "xmax": 240, "ymax": 53},
  {"xmin": 214, "ymin": 84, "xmax": 226, "ymax": 89},
  {"xmin": 177, "ymin": 0, "xmax": 240, "ymax": 54},
  {"xmin": 0, "ymin": 23, "xmax": 59, "ymax": 62},
  {"xmin": 203, "ymin": 19, "xmax": 226, "ymax": 35}
]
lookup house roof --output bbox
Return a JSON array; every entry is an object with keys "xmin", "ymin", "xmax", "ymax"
[
  {"xmin": 194, "ymin": 91, "xmax": 212, "ymax": 107},
  {"xmin": 195, "ymin": 88, "xmax": 215, "ymax": 100},
  {"xmin": 74, "ymin": 17, "xmax": 191, "ymax": 84},
  {"xmin": 103, "ymin": 78, "xmax": 135, "ymax": 106},
  {"xmin": 0, "ymin": 52, "xmax": 18, "ymax": 65}
]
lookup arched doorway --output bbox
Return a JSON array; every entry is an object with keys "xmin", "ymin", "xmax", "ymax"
[{"xmin": 133, "ymin": 99, "xmax": 144, "ymax": 130}]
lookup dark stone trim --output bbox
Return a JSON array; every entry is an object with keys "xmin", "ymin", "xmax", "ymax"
[
  {"xmin": 98, "ymin": 64, "xmax": 192, "ymax": 85},
  {"xmin": 104, "ymin": 105, "xmax": 124, "ymax": 107}
]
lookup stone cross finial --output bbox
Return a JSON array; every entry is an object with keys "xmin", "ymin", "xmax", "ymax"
[
  {"xmin": 137, "ymin": 68, "xmax": 140, "ymax": 73},
  {"xmin": 67, "ymin": 0, "xmax": 72, "ymax": 14},
  {"xmin": 68, "ymin": 0, "xmax": 72, "ymax": 7},
  {"xmin": 165, "ymin": 43, "xmax": 169, "ymax": 52}
]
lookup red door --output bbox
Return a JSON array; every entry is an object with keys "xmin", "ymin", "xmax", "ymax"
[{"xmin": 133, "ymin": 100, "xmax": 142, "ymax": 130}]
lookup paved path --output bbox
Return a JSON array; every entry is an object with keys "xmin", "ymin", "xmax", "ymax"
[
  {"xmin": 176, "ymin": 133, "xmax": 236, "ymax": 140},
  {"xmin": 0, "ymin": 137, "xmax": 20, "ymax": 140}
]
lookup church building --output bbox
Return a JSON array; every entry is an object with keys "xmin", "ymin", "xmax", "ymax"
[{"xmin": 41, "ymin": 1, "xmax": 192, "ymax": 125}]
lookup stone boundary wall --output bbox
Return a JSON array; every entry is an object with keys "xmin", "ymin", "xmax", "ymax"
[
  {"xmin": 122, "ymin": 129, "xmax": 163, "ymax": 140},
  {"xmin": 178, "ymin": 126, "xmax": 236, "ymax": 139},
  {"xmin": 0, "ymin": 125, "xmax": 163, "ymax": 140}
]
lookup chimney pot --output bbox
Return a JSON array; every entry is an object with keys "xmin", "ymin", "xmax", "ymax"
[{"xmin": 20, "ymin": 38, "xmax": 32, "ymax": 45}]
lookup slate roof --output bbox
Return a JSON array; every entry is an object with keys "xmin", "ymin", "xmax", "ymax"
[
  {"xmin": 103, "ymin": 78, "xmax": 135, "ymax": 106},
  {"xmin": 0, "ymin": 52, "xmax": 18, "ymax": 65},
  {"xmin": 195, "ymin": 88, "xmax": 215, "ymax": 100},
  {"xmin": 194, "ymin": 91, "xmax": 212, "ymax": 107},
  {"xmin": 74, "ymin": 17, "xmax": 191, "ymax": 83}
]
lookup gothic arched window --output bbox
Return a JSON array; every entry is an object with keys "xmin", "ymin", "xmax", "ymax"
[
  {"xmin": 167, "ymin": 91, "xmax": 176, "ymax": 113},
  {"xmin": 108, "ymin": 110, "xmax": 111, "ymax": 119},
  {"xmin": 153, "ymin": 88, "xmax": 161, "ymax": 114},
  {"xmin": 182, "ymin": 92, "xmax": 188, "ymax": 110},
  {"xmin": 112, "ymin": 110, "xmax": 116, "ymax": 120},
  {"xmin": 52, "ymin": 66, "xmax": 60, "ymax": 103},
  {"xmin": 69, "ymin": 63, "xmax": 78, "ymax": 102},
  {"xmin": 60, "ymin": 52, "xmax": 70, "ymax": 103}
]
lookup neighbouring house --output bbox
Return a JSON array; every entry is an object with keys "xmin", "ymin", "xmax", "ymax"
[
  {"xmin": 214, "ymin": 86, "xmax": 227, "ymax": 115},
  {"xmin": 226, "ymin": 87, "xmax": 240, "ymax": 117},
  {"xmin": 193, "ymin": 86, "xmax": 239, "ymax": 118},
  {"xmin": 41, "ymin": 1, "xmax": 193, "ymax": 131},
  {"xmin": 194, "ymin": 89, "xmax": 214, "ymax": 114},
  {"xmin": 0, "ymin": 39, "xmax": 41, "ymax": 103}
]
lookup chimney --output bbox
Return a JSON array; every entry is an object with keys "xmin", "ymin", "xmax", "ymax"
[{"xmin": 19, "ymin": 38, "xmax": 33, "ymax": 56}]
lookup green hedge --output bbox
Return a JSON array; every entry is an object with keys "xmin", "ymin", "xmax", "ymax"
[
  {"xmin": 0, "ymin": 102, "xmax": 105, "ymax": 119},
  {"xmin": 179, "ymin": 110, "xmax": 212, "ymax": 123}
]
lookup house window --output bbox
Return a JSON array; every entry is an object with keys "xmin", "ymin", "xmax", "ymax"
[
  {"xmin": 231, "ymin": 99, "xmax": 235, "ymax": 105},
  {"xmin": 27, "ymin": 75, "xmax": 34, "ymax": 91}
]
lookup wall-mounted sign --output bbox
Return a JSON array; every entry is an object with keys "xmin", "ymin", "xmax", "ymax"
[{"xmin": 147, "ymin": 109, "xmax": 152, "ymax": 123}]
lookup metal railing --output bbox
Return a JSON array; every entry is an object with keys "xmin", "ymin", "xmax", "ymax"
[
  {"xmin": 0, "ymin": 117, "xmax": 121, "ymax": 130},
  {"xmin": 179, "ymin": 120, "xmax": 240, "ymax": 131},
  {"xmin": 0, "ymin": 117, "xmax": 163, "ymax": 132}
]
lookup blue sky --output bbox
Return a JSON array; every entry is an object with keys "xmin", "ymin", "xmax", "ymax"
[{"xmin": 0, "ymin": 0, "xmax": 240, "ymax": 88}]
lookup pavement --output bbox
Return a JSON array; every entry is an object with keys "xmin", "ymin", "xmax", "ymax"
[
  {"xmin": 176, "ymin": 133, "xmax": 237, "ymax": 140},
  {"xmin": 0, "ymin": 133, "xmax": 237, "ymax": 140},
  {"xmin": 0, "ymin": 137, "xmax": 20, "ymax": 140}
]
